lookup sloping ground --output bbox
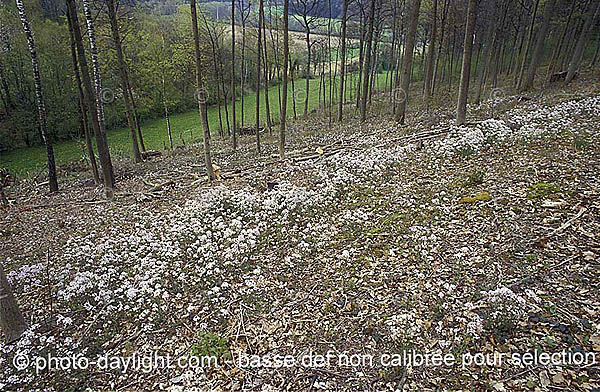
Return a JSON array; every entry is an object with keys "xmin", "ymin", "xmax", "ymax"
[{"xmin": 1, "ymin": 83, "xmax": 599, "ymax": 391}]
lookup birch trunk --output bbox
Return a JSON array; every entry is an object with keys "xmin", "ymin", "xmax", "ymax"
[
  {"xmin": 80, "ymin": 0, "xmax": 115, "ymax": 193},
  {"xmin": 66, "ymin": 3, "xmax": 99, "ymax": 184},
  {"xmin": 16, "ymin": 0, "xmax": 58, "ymax": 192}
]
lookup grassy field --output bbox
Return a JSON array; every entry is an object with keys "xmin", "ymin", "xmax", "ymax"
[{"xmin": 0, "ymin": 70, "xmax": 393, "ymax": 176}]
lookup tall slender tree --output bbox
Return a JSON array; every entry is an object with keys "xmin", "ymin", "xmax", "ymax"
[
  {"xmin": 360, "ymin": 0, "xmax": 376, "ymax": 122},
  {"xmin": 337, "ymin": 0, "xmax": 348, "ymax": 122},
  {"xmin": 516, "ymin": 0, "xmax": 539, "ymax": 89},
  {"xmin": 566, "ymin": 0, "xmax": 600, "ymax": 83},
  {"xmin": 546, "ymin": 0, "xmax": 577, "ymax": 82},
  {"xmin": 262, "ymin": 3, "xmax": 272, "ymax": 136},
  {"xmin": 456, "ymin": 0, "xmax": 477, "ymax": 125},
  {"xmin": 396, "ymin": 0, "xmax": 422, "ymax": 124},
  {"xmin": 523, "ymin": 0, "xmax": 557, "ymax": 90},
  {"xmin": 15, "ymin": 0, "xmax": 58, "ymax": 192},
  {"xmin": 81, "ymin": 0, "xmax": 115, "ymax": 193},
  {"xmin": 292, "ymin": 0, "xmax": 321, "ymax": 117},
  {"xmin": 255, "ymin": 0, "xmax": 264, "ymax": 154},
  {"xmin": 279, "ymin": 0, "xmax": 289, "ymax": 159},
  {"xmin": 424, "ymin": 0, "xmax": 438, "ymax": 108},
  {"xmin": 66, "ymin": 3, "xmax": 99, "ymax": 184},
  {"xmin": 190, "ymin": 0, "xmax": 216, "ymax": 180},
  {"xmin": 474, "ymin": 1, "xmax": 497, "ymax": 104},
  {"xmin": 231, "ymin": 0, "xmax": 238, "ymax": 150},
  {"xmin": 107, "ymin": 0, "xmax": 142, "ymax": 163}
]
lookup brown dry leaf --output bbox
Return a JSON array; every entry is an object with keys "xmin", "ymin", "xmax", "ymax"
[{"xmin": 552, "ymin": 372, "xmax": 566, "ymax": 385}]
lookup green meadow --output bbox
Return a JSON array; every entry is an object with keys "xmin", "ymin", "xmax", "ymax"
[{"xmin": 0, "ymin": 70, "xmax": 393, "ymax": 176}]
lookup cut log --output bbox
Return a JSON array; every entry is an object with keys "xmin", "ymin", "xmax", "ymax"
[{"xmin": 141, "ymin": 150, "xmax": 162, "ymax": 159}]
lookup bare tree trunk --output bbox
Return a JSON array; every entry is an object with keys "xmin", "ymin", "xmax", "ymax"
[
  {"xmin": 16, "ymin": 0, "xmax": 58, "ymax": 193},
  {"xmin": 80, "ymin": 0, "xmax": 115, "ymax": 193},
  {"xmin": 190, "ymin": 0, "xmax": 216, "ymax": 180},
  {"xmin": 327, "ymin": 0, "xmax": 333, "ymax": 127},
  {"xmin": 162, "ymin": 78, "xmax": 173, "ymax": 149},
  {"xmin": 201, "ymin": 13, "xmax": 225, "ymax": 138},
  {"xmin": 508, "ymin": 11, "xmax": 524, "ymax": 76},
  {"xmin": 107, "ymin": 0, "xmax": 142, "ymax": 163},
  {"xmin": 546, "ymin": 0, "xmax": 576, "ymax": 81},
  {"xmin": 262, "ymin": 7, "xmax": 272, "ymax": 136},
  {"xmin": 268, "ymin": 6, "xmax": 283, "ymax": 117},
  {"xmin": 360, "ymin": 0, "xmax": 376, "ymax": 122},
  {"xmin": 512, "ymin": 4, "xmax": 527, "ymax": 82},
  {"xmin": 128, "ymin": 85, "xmax": 146, "ymax": 152},
  {"xmin": 433, "ymin": 0, "xmax": 448, "ymax": 95},
  {"xmin": 456, "ymin": 0, "xmax": 477, "ymax": 125},
  {"xmin": 396, "ymin": 0, "xmax": 422, "ymax": 124},
  {"xmin": 304, "ymin": 29, "xmax": 311, "ymax": 117},
  {"xmin": 475, "ymin": 10, "xmax": 497, "ymax": 104},
  {"xmin": 255, "ymin": 0, "xmax": 264, "ymax": 153},
  {"xmin": 560, "ymin": 16, "xmax": 581, "ymax": 71},
  {"xmin": 592, "ymin": 32, "xmax": 600, "ymax": 66},
  {"xmin": 388, "ymin": 1, "xmax": 398, "ymax": 96},
  {"xmin": 231, "ymin": 0, "xmax": 238, "ymax": 150},
  {"xmin": 0, "ymin": 263, "xmax": 27, "ymax": 343},
  {"xmin": 291, "ymin": 58, "xmax": 298, "ymax": 119},
  {"xmin": 523, "ymin": 0, "xmax": 556, "ymax": 90},
  {"xmin": 356, "ymin": 9, "xmax": 365, "ymax": 109},
  {"xmin": 566, "ymin": 0, "xmax": 600, "ymax": 83},
  {"xmin": 241, "ymin": 13, "xmax": 246, "ymax": 127},
  {"xmin": 369, "ymin": 28, "xmax": 380, "ymax": 104},
  {"xmin": 337, "ymin": 0, "xmax": 348, "ymax": 122},
  {"xmin": 517, "ymin": 0, "xmax": 540, "ymax": 89},
  {"xmin": 280, "ymin": 0, "xmax": 289, "ymax": 159},
  {"xmin": 66, "ymin": 3, "xmax": 99, "ymax": 184},
  {"xmin": 424, "ymin": 0, "xmax": 438, "ymax": 108}
]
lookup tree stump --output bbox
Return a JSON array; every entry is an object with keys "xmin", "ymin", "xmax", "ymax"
[{"xmin": 0, "ymin": 264, "xmax": 27, "ymax": 343}]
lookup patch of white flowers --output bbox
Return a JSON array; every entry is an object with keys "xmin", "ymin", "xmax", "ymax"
[
  {"xmin": 386, "ymin": 312, "xmax": 422, "ymax": 342},
  {"xmin": 482, "ymin": 286, "xmax": 528, "ymax": 328},
  {"xmin": 429, "ymin": 95, "xmax": 600, "ymax": 157}
]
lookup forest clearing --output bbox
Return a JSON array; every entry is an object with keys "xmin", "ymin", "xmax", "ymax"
[{"xmin": 1, "ymin": 0, "xmax": 600, "ymax": 391}]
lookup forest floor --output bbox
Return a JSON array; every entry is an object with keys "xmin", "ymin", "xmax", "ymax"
[{"xmin": 1, "ymin": 74, "xmax": 599, "ymax": 391}]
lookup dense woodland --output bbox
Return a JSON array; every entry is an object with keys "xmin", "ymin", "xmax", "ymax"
[{"xmin": 0, "ymin": 0, "xmax": 598, "ymax": 194}]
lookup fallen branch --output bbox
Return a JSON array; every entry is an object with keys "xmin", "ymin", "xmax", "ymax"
[
  {"xmin": 535, "ymin": 207, "xmax": 587, "ymax": 246},
  {"xmin": 15, "ymin": 199, "xmax": 107, "ymax": 212}
]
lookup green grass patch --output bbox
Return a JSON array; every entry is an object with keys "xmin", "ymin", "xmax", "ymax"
[
  {"xmin": 527, "ymin": 183, "xmax": 560, "ymax": 199},
  {"xmin": 1, "ymin": 70, "xmax": 393, "ymax": 176}
]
